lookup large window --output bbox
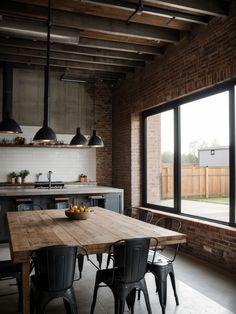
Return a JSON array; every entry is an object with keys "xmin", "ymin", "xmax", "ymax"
[{"xmin": 143, "ymin": 81, "xmax": 236, "ymax": 226}]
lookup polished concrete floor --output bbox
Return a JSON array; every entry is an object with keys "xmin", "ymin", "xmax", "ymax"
[{"xmin": 0, "ymin": 243, "xmax": 235, "ymax": 314}]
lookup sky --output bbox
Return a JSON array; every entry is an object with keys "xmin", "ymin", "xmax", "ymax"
[{"xmin": 161, "ymin": 91, "xmax": 229, "ymax": 155}]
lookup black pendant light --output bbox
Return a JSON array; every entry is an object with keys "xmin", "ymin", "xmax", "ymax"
[
  {"xmin": 70, "ymin": 127, "xmax": 88, "ymax": 146},
  {"xmin": 33, "ymin": 0, "xmax": 57, "ymax": 143},
  {"xmin": 88, "ymin": 129, "xmax": 104, "ymax": 147},
  {"xmin": 0, "ymin": 63, "xmax": 22, "ymax": 134}
]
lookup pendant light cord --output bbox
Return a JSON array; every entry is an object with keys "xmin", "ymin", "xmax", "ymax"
[{"xmin": 43, "ymin": 0, "xmax": 51, "ymax": 128}]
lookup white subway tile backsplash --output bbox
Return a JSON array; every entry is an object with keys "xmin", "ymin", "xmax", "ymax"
[{"xmin": 0, "ymin": 126, "xmax": 96, "ymax": 183}]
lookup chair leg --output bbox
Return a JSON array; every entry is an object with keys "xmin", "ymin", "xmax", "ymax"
[
  {"xmin": 64, "ymin": 288, "xmax": 78, "ymax": 314},
  {"xmin": 16, "ymin": 272, "xmax": 23, "ymax": 312},
  {"xmin": 140, "ymin": 279, "xmax": 152, "ymax": 314},
  {"xmin": 114, "ymin": 298, "xmax": 120, "ymax": 314},
  {"xmin": 126, "ymin": 289, "xmax": 136, "ymax": 314},
  {"xmin": 90, "ymin": 278, "xmax": 100, "ymax": 314},
  {"xmin": 96, "ymin": 253, "xmax": 103, "ymax": 269},
  {"xmin": 77, "ymin": 254, "xmax": 84, "ymax": 279},
  {"xmin": 118, "ymin": 299, "xmax": 126, "ymax": 314},
  {"xmin": 137, "ymin": 288, "xmax": 141, "ymax": 300},
  {"xmin": 154, "ymin": 275, "xmax": 159, "ymax": 293},
  {"xmin": 169, "ymin": 270, "xmax": 179, "ymax": 305},
  {"xmin": 154, "ymin": 274, "xmax": 167, "ymax": 314}
]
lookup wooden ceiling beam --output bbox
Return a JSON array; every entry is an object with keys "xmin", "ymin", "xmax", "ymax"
[
  {"xmin": 0, "ymin": 46, "xmax": 145, "ymax": 68},
  {"xmin": 52, "ymin": 11, "xmax": 179, "ymax": 43},
  {"xmin": 0, "ymin": 37, "xmax": 158, "ymax": 60},
  {"xmin": 82, "ymin": 0, "xmax": 208, "ymax": 25},
  {"xmin": 79, "ymin": 37, "xmax": 163, "ymax": 55},
  {"xmin": 0, "ymin": 54, "xmax": 134, "ymax": 73},
  {"xmin": 0, "ymin": 61, "xmax": 126, "ymax": 81},
  {"xmin": 0, "ymin": 1, "xmax": 180, "ymax": 43},
  {"xmin": 146, "ymin": 0, "xmax": 229, "ymax": 17}
]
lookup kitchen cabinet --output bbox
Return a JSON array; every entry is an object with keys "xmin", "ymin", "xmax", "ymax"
[{"xmin": 104, "ymin": 193, "xmax": 122, "ymax": 213}]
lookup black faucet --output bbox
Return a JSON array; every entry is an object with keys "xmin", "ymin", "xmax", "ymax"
[{"xmin": 47, "ymin": 171, "xmax": 53, "ymax": 189}]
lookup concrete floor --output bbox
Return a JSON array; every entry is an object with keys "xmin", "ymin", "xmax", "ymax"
[{"xmin": 0, "ymin": 243, "xmax": 235, "ymax": 314}]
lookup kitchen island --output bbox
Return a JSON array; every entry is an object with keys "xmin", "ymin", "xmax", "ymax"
[{"xmin": 0, "ymin": 184, "xmax": 124, "ymax": 242}]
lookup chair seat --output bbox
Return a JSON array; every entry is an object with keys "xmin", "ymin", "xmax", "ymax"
[{"xmin": 148, "ymin": 251, "xmax": 170, "ymax": 266}]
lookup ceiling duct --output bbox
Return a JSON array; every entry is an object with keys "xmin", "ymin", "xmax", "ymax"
[{"xmin": 0, "ymin": 16, "xmax": 80, "ymax": 45}]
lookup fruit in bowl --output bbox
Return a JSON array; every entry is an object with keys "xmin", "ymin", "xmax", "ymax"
[{"xmin": 65, "ymin": 205, "xmax": 93, "ymax": 220}]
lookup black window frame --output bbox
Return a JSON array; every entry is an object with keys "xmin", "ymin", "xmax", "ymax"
[{"xmin": 142, "ymin": 79, "xmax": 236, "ymax": 227}]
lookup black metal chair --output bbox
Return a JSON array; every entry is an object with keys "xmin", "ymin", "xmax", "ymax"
[
  {"xmin": 90, "ymin": 237, "xmax": 158, "ymax": 314},
  {"xmin": 16, "ymin": 203, "xmax": 43, "ymax": 211},
  {"xmin": 147, "ymin": 217, "xmax": 182, "ymax": 314},
  {"xmin": 0, "ymin": 259, "xmax": 22, "ymax": 312},
  {"xmin": 30, "ymin": 245, "xmax": 78, "ymax": 314},
  {"xmin": 134, "ymin": 209, "xmax": 154, "ymax": 224}
]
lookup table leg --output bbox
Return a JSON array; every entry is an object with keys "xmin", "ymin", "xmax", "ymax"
[{"xmin": 22, "ymin": 261, "xmax": 30, "ymax": 314}]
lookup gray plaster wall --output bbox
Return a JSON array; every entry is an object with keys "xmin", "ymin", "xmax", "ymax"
[{"xmin": 0, "ymin": 68, "xmax": 94, "ymax": 135}]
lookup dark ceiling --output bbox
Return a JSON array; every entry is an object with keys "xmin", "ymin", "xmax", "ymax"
[{"xmin": 0, "ymin": 0, "xmax": 231, "ymax": 83}]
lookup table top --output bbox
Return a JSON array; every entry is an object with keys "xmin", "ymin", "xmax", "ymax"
[{"xmin": 7, "ymin": 207, "xmax": 186, "ymax": 263}]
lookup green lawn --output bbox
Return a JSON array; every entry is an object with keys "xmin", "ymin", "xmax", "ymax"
[{"xmin": 189, "ymin": 197, "xmax": 229, "ymax": 205}]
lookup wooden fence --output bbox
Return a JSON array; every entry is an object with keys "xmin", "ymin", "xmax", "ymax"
[{"xmin": 161, "ymin": 166, "xmax": 229, "ymax": 199}]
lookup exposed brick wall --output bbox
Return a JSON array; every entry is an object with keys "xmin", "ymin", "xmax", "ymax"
[
  {"xmin": 112, "ymin": 4, "xmax": 236, "ymax": 272},
  {"xmin": 113, "ymin": 4, "xmax": 236, "ymax": 205},
  {"xmin": 95, "ymin": 82, "xmax": 112, "ymax": 186}
]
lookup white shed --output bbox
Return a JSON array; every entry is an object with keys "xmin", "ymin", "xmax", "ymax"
[{"xmin": 198, "ymin": 146, "xmax": 229, "ymax": 167}]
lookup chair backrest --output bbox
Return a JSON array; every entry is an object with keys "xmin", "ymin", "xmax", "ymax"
[
  {"xmin": 156, "ymin": 217, "xmax": 181, "ymax": 232},
  {"xmin": 16, "ymin": 203, "xmax": 43, "ymax": 211},
  {"xmin": 156, "ymin": 217, "xmax": 181, "ymax": 261},
  {"xmin": 32, "ymin": 245, "xmax": 77, "ymax": 292},
  {"xmin": 108, "ymin": 238, "xmax": 155, "ymax": 284},
  {"xmin": 138, "ymin": 209, "xmax": 153, "ymax": 224}
]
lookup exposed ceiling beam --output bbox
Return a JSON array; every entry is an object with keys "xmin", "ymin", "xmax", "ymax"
[
  {"xmin": 0, "ymin": 35, "xmax": 162, "ymax": 57},
  {"xmin": 53, "ymin": 11, "xmax": 180, "ymax": 43},
  {"xmin": 0, "ymin": 16, "xmax": 80, "ymax": 45},
  {"xmin": 0, "ymin": 2, "xmax": 180, "ymax": 43},
  {"xmin": 0, "ymin": 62, "xmax": 126, "ymax": 81},
  {"xmin": 82, "ymin": 0, "xmax": 208, "ymax": 25},
  {"xmin": 146, "ymin": 0, "xmax": 229, "ymax": 17},
  {"xmin": 0, "ymin": 54, "xmax": 134, "ymax": 73},
  {"xmin": 0, "ymin": 37, "xmax": 156, "ymax": 62},
  {"xmin": 0, "ymin": 46, "xmax": 145, "ymax": 68},
  {"xmin": 79, "ymin": 37, "xmax": 163, "ymax": 55}
]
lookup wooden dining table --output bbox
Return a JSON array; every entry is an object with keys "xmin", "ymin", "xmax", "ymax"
[{"xmin": 7, "ymin": 207, "xmax": 186, "ymax": 314}]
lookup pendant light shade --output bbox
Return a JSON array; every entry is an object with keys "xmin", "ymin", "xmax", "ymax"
[
  {"xmin": 33, "ymin": 125, "xmax": 57, "ymax": 143},
  {"xmin": 88, "ymin": 129, "xmax": 104, "ymax": 147},
  {"xmin": 33, "ymin": 0, "xmax": 57, "ymax": 143},
  {"xmin": 0, "ymin": 117, "xmax": 22, "ymax": 134},
  {"xmin": 70, "ymin": 127, "xmax": 88, "ymax": 146},
  {"xmin": 0, "ymin": 63, "xmax": 22, "ymax": 134}
]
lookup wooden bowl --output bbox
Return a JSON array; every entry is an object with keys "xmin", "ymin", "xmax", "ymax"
[{"xmin": 65, "ymin": 210, "xmax": 93, "ymax": 220}]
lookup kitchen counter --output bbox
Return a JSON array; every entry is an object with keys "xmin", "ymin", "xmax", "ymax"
[
  {"xmin": 0, "ymin": 185, "xmax": 124, "ymax": 242},
  {"xmin": 0, "ymin": 185, "xmax": 123, "ymax": 197}
]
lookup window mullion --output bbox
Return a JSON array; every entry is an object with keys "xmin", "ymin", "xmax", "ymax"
[{"xmin": 174, "ymin": 106, "xmax": 181, "ymax": 214}]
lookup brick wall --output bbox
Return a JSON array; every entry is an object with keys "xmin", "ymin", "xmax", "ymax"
[
  {"xmin": 112, "ymin": 4, "xmax": 236, "ymax": 271},
  {"xmin": 95, "ymin": 82, "xmax": 112, "ymax": 186}
]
